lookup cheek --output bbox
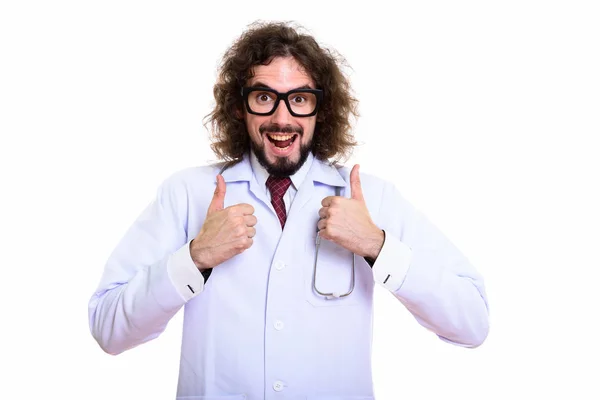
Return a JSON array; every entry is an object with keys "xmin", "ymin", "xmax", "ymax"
[
  {"xmin": 302, "ymin": 120, "xmax": 317, "ymax": 141},
  {"xmin": 245, "ymin": 116, "xmax": 264, "ymax": 138}
]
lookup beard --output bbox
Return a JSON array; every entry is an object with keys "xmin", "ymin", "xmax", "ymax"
[{"xmin": 251, "ymin": 124, "xmax": 312, "ymax": 178}]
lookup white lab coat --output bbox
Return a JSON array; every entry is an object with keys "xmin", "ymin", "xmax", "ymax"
[{"xmin": 88, "ymin": 152, "xmax": 489, "ymax": 400}]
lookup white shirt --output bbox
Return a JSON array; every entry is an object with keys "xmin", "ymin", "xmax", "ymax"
[
  {"xmin": 89, "ymin": 152, "xmax": 489, "ymax": 399},
  {"xmin": 249, "ymin": 149, "xmax": 314, "ymax": 213}
]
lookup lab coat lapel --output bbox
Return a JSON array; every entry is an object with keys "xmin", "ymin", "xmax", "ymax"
[
  {"xmin": 216, "ymin": 155, "xmax": 272, "ymax": 210},
  {"xmin": 287, "ymin": 157, "xmax": 347, "ymax": 221}
]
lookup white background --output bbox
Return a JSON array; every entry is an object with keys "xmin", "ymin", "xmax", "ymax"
[{"xmin": 1, "ymin": 1, "xmax": 599, "ymax": 399}]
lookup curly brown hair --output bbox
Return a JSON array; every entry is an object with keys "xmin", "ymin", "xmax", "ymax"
[{"xmin": 205, "ymin": 21, "xmax": 359, "ymax": 164}]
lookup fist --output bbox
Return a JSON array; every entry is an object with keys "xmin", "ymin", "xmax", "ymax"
[
  {"xmin": 190, "ymin": 174, "xmax": 257, "ymax": 271},
  {"xmin": 318, "ymin": 164, "xmax": 384, "ymax": 259}
]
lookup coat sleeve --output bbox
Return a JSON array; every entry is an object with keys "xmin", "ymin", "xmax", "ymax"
[
  {"xmin": 87, "ymin": 173, "xmax": 196, "ymax": 355},
  {"xmin": 371, "ymin": 180, "xmax": 490, "ymax": 348}
]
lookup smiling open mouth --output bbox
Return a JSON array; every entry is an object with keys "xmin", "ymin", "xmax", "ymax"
[{"xmin": 266, "ymin": 133, "xmax": 298, "ymax": 149}]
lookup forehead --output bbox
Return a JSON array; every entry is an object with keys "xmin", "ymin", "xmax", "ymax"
[{"xmin": 248, "ymin": 56, "xmax": 315, "ymax": 90}]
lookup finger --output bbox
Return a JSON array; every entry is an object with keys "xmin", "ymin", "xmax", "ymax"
[
  {"xmin": 227, "ymin": 203, "xmax": 255, "ymax": 216},
  {"xmin": 207, "ymin": 174, "xmax": 226, "ymax": 214},
  {"xmin": 317, "ymin": 227, "xmax": 330, "ymax": 241},
  {"xmin": 318, "ymin": 207, "xmax": 328, "ymax": 219},
  {"xmin": 247, "ymin": 226, "xmax": 256, "ymax": 238},
  {"xmin": 244, "ymin": 214, "xmax": 258, "ymax": 227},
  {"xmin": 350, "ymin": 164, "xmax": 364, "ymax": 202},
  {"xmin": 321, "ymin": 196, "xmax": 337, "ymax": 207},
  {"xmin": 237, "ymin": 237, "xmax": 253, "ymax": 253},
  {"xmin": 238, "ymin": 203, "xmax": 255, "ymax": 215},
  {"xmin": 317, "ymin": 218, "xmax": 327, "ymax": 231}
]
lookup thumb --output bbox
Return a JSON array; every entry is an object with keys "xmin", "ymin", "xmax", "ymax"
[
  {"xmin": 207, "ymin": 174, "xmax": 226, "ymax": 214},
  {"xmin": 350, "ymin": 164, "xmax": 364, "ymax": 202}
]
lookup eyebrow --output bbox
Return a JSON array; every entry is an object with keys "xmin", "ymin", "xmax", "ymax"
[{"xmin": 251, "ymin": 81, "xmax": 315, "ymax": 91}]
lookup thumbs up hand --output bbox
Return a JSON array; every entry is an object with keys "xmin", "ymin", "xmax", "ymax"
[
  {"xmin": 190, "ymin": 174, "xmax": 257, "ymax": 271},
  {"xmin": 318, "ymin": 165, "xmax": 384, "ymax": 260}
]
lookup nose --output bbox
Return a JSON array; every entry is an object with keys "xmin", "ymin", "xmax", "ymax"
[{"xmin": 270, "ymin": 99, "xmax": 293, "ymax": 124}]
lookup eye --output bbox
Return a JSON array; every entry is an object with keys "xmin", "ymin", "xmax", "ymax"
[
  {"xmin": 255, "ymin": 92, "xmax": 274, "ymax": 103},
  {"xmin": 291, "ymin": 95, "xmax": 306, "ymax": 104}
]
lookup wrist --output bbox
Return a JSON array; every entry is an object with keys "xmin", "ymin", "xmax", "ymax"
[
  {"xmin": 190, "ymin": 239, "xmax": 211, "ymax": 272},
  {"xmin": 364, "ymin": 228, "xmax": 385, "ymax": 260}
]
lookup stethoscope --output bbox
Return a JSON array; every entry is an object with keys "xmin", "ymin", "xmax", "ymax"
[
  {"xmin": 313, "ymin": 185, "xmax": 355, "ymax": 299},
  {"xmin": 218, "ymin": 162, "xmax": 355, "ymax": 300}
]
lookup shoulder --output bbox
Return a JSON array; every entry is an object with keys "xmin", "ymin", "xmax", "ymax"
[
  {"xmin": 332, "ymin": 162, "xmax": 390, "ymax": 193},
  {"xmin": 164, "ymin": 161, "xmax": 229, "ymax": 184},
  {"xmin": 325, "ymin": 162, "xmax": 391, "ymax": 214},
  {"xmin": 331, "ymin": 161, "xmax": 414, "ymax": 216},
  {"xmin": 154, "ymin": 162, "xmax": 225, "ymax": 198}
]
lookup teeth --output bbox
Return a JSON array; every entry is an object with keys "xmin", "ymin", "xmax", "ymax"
[{"xmin": 267, "ymin": 134, "xmax": 294, "ymax": 141}]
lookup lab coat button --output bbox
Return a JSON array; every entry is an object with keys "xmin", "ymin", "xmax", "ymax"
[
  {"xmin": 274, "ymin": 320, "xmax": 284, "ymax": 330},
  {"xmin": 275, "ymin": 261, "xmax": 285, "ymax": 270},
  {"xmin": 273, "ymin": 380, "xmax": 285, "ymax": 391}
]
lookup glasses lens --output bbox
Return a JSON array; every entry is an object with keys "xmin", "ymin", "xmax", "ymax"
[
  {"xmin": 247, "ymin": 90, "xmax": 277, "ymax": 114},
  {"xmin": 247, "ymin": 90, "xmax": 318, "ymax": 116},
  {"xmin": 287, "ymin": 92, "xmax": 318, "ymax": 116}
]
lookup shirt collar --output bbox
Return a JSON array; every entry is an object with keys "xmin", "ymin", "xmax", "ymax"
[
  {"xmin": 216, "ymin": 150, "xmax": 346, "ymax": 189},
  {"xmin": 250, "ymin": 150, "xmax": 314, "ymax": 193}
]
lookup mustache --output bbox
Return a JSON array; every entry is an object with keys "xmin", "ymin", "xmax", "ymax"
[{"xmin": 259, "ymin": 124, "xmax": 303, "ymax": 135}]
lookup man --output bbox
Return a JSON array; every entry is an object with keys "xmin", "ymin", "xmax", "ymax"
[{"xmin": 89, "ymin": 21, "xmax": 489, "ymax": 399}]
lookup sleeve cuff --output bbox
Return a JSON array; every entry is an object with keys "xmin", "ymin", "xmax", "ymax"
[
  {"xmin": 167, "ymin": 240, "xmax": 206, "ymax": 302},
  {"xmin": 371, "ymin": 234, "xmax": 413, "ymax": 292}
]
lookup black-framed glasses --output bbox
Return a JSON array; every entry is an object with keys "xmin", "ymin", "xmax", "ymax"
[{"xmin": 241, "ymin": 86, "xmax": 323, "ymax": 117}]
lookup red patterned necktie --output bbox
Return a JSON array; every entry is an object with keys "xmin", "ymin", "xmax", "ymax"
[{"xmin": 266, "ymin": 175, "xmax": 292, "ymax": 228}]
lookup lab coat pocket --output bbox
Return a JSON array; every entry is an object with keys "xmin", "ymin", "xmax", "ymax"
[
  {"xmin": 304, "ymin": 235, "xmax": 359, "ymax": 307},
  {"xmin": 176, "ymin": 395, "xmax": 246, "ymax": 400}
]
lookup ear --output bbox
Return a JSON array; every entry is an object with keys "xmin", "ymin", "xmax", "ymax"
[{"xmin": 235, "ymin": 105, "xmax": 244, "ymax": 120}]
